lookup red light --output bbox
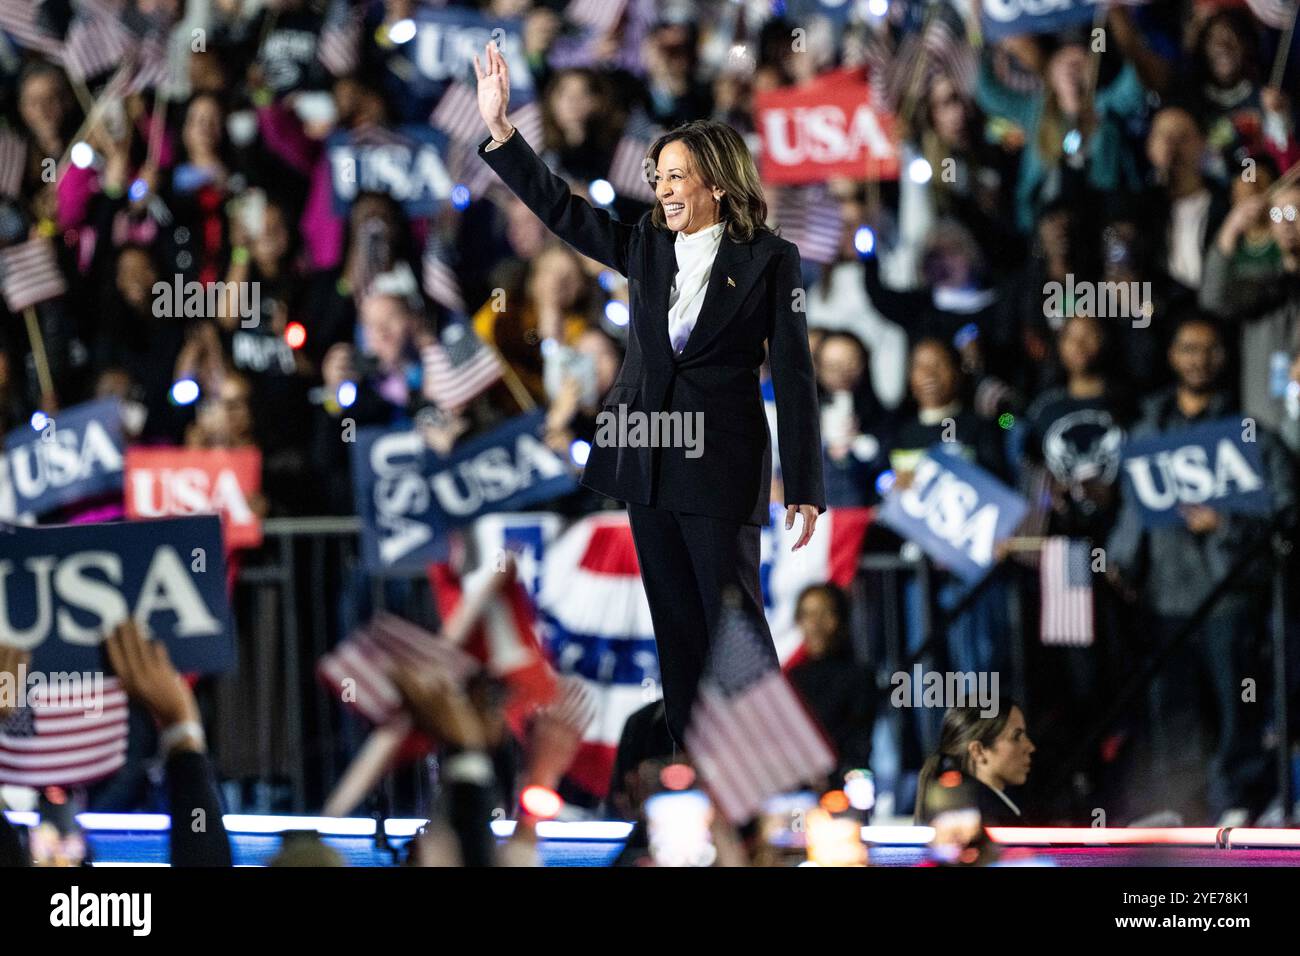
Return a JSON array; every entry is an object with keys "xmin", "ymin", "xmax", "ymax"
[
  {"xmin": 284, "ymin": 322, "xmax": 307, "ymax": 349},
  {"xmin": 660, "ymin": 764, "xmax": 695, "ymax": 791},
  {"xmin": 520, "ymin": 785, "xmax": 562, "ymax": 820}
]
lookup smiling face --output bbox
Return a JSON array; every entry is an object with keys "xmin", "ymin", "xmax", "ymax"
[
  {"xmin": 360, "ymin": 295, "xmax": 414, "ymax": 369},
  {"xmin": 909, "ymin": 340, "xmax": 960, "ymax": 410},
  {"xmin": 1204, "ymin": 20, "xmax": 1244, "ymax": 86},
  {"xmin": 1169, "ymin": 320, "xmax": 1225, "ymax": 392},
  {"xmin": 654, "ymin": 140, "xmax": 722, "ymax": 235}
]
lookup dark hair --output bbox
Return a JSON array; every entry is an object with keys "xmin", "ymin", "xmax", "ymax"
[
  {"xmin": 794, "ymin": 583, "xmax": 851, "ymax": 655},
  {"xmin": 915, "ymin": 699, "xmax": 1021, "ymax": 823},
  {"xmin": 648, "ymin": 120, "xmax": 772, "ymax": 243},
  {"xmin": 1190, "ymin": 8, "xmax": 1261, "ymax": 90}
]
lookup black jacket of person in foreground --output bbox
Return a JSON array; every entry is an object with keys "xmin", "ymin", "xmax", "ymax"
[
  {"xmin": 0, "ymin": 749, "xmax": 230, "ymax": 867},
  {"xmin": 476, "ymin": 130, "xmax": 825, "ymax": 525}
]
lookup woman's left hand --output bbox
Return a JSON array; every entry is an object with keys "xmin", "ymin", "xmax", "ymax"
[{"xmin": 785, "ymin": 504, "xmax": 819, "ymax": 551}]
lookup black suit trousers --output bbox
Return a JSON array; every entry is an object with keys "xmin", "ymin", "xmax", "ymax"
[{"xmin": 626, "ymin": 501, "xmax": 779, "ymax": 746}]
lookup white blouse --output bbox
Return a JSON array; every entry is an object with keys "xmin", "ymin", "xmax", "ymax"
[{"xmin": 667, "ymin": 220, "xmax": 726, "ymax": 355}]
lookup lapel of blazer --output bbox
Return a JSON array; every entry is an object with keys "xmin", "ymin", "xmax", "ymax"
[{"xmin": 677, "ymin": 230, "xmax": 769, "ymax": 360}]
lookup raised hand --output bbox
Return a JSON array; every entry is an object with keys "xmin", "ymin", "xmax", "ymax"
[
  {"xmin": 104, "ymin": 620, "xmax": 200, "ymax": 731},
  {"xmin": 525, "ymin": 676, "xmax": 594, "ymax": 790},
  {"xmin": 473, "ymin": 40, "xmax": 513, "ymax": 142}
]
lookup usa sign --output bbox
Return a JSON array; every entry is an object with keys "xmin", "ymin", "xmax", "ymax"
[
  {"xmin": 0, "ymin": 516, "xmax": 235, "ymax": 674},
  {"xmin": 878, "ymin": 447, "xmax": 1028, "ymax": 584},
  {"xmin": 1120, "ymin": 418, "xmax": 1272, "ymax": 528},
  {"xmin": 124, "ymin": 447, "xmax": 263, "ymax": 550},
  {"xmin": 755, "ymin": 68, "xmax": 899, "ymax": 184},
  {"xmin": 0, "ymin": 399, "xmax": 125, "ymax": 520}
]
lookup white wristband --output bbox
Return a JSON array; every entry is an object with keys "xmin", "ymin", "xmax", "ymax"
[{"xmin": 160, "ymin": 720, "xmax": 206, "ymax": 757}]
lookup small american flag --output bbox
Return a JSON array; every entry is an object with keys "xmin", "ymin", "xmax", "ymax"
[
  {"xmin": 317, "ymin": 613, "xmax": 480, "ymax": 726},
  {"xmin": 607, "ymin": 112, "xmax": 661, "ymax": 205},
  {"xmin": 421, "ymin": 321, "xmax": 503, "ymax": 413},
  {"xmin": 1040, "ymin": 536, "xmax": 1094, "ymax": 646},
  {"xmin": 0, "ymin": 677, "xmax": 129, "ymax": 788},
  {"xmin": 62, "ymin": 7, "xmax": 134, "ymax": 82},
  {"xmin": 684, "ymin": 600, "xmax": 836, "ymax": 824},
  {"xmin": 431, "ymin": 81, "xmax": 484, "ymax": 145},
  {"xmin": 565, "ymin": 0, "xmax": 629, "ymax": 35},
  {"xmin": 0, "ymin": 0, "xmax": 66, "ymax": 59},
  {"xmin": 773, "ymin": 184, "xmax": 844, "ymax": 265},
  {"xmin": 886, "ymin": 1, "xmax": 977, "ymax": 108},
  {"xmin": 421, "ymin": 234, "xmax": 466, "ymax": 314},
  {"xmin": 429, "ymin": 563, "xmax": 558, "ymax": 733},
  {"xmin": 0, "ymin": 129, "xmax": 25, "ymax": 199},
  {"xmin": 318, "ymin": 1, "xmax": 362, "ymax": 78},
  {"xmin": 124, "ymin": 32, "xmax": 172, "ymax": 95},
  {"xmin": 0, "ymin": 238, "xmax": 67, "ymax": 313}
]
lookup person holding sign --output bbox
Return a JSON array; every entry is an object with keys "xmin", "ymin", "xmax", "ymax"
[
  {"xmin": 1107, "ymin": 315, "xmax": 1295, "ymax": 824},
  {"xmin": 474, "ymin": 41, "xmax": 825, "ymax": 745}
]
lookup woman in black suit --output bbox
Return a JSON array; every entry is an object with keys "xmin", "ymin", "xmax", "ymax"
[{"xmin": 474, "ymin": 43, "xmax": 825, "ymax": 745}]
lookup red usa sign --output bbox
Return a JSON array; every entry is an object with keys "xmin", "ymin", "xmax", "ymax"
[
  {"xmin": 755, "ymin": 68, "xmax": 899, "ymax": 184},
  {"xmin": 124, "ymin": 447, "xmax": 263, "ymax": 550}
]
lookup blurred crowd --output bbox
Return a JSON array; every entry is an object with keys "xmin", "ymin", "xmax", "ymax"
[{"xmin": 3, "ymin": 0, "xmax": 1300, "ymax": 832}]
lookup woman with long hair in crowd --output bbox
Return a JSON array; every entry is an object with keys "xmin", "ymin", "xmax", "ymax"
[{"xmin": 915, "ymin": 700, "xmax": 1036, "ymax": 826}]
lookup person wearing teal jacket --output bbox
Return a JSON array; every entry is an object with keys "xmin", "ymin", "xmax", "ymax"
[{"xmin": 978, "ymin": 42, "xmax": 1149, "ymax": 234}]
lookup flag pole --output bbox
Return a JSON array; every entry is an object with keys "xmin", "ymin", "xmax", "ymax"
[
  {"xmin": 1270, "ymin": 1, "xmax": 1299, "ymax": 90},
  {"xmin": 321, "ymin": 557, "xmax": 519, "ymax": 818},
  {"xmin": 55, "ymin": 57, "xmax": 135, "ymax": 175},
  {"xmin": 22, "ymin": 306, "xmax": 56, "ymax": 405},
  {"xmin": 487, "ymin": 341, "xmax": 538, "ymax": 412}
]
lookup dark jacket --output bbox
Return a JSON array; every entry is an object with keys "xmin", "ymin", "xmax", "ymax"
[{"xmin": 477, "ymin": 130, "xmax": 825, "ymax": 526}]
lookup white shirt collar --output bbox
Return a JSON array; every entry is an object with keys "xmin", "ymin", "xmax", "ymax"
[{"xmin": 675, "ymin": 220, "xmax": 726, "ymax": 244}]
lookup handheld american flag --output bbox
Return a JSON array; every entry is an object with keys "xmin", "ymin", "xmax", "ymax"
[
  {"xmin": 608, "ymin": 111, "xmax": 662, "ymax": 205},
  {"xmin": 62, "ymin": 5, "xmax": 134, "ymax": 83},
  {"xmin": 0, "ymin": 676, "xmax": 129, "ymax": 788},
  {"xmin": 0, "ymin": 238, "xmax": 67, "ymax": 312},
  {"xmin": 421, "ymin": 321, "xmax": 504, "ymax": 413},
  {"xmin": 1039, "ymin": 537, "xmax": 1094, "ymax": 647},
  {"xmin": 317, "ymin": 612, "xmax": 480, "ymax": 727},
  {"xmin": 685, "ymin": 597, "xmax": 836, "ymax": 824},
  {"xmin": 429, "ymin": 561, "xmax": 558, "ymax": 735},
  {"xmin": 0, "ymin": 129, "xmax": 25, "ymax": 199},
  {"xmin": 772, "ymin": 184, "xmax": 845, "ymax": 266},
  {"xmin": 421, "ymin": 234, "xmax": 466, "ymax": 315},
  {"xmin": 318, "ymin": 0, "xmax": 363, "ymax": 77}
]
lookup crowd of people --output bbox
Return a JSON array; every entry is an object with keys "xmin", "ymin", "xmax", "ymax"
[{"xmin": 2, "ymin": 0, "xmax": 1300, "ymax": 849}]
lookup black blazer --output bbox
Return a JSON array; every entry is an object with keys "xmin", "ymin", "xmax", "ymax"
[{"xmin": 477, "ymin": 131, "xmax": 825, "ymax": 526}]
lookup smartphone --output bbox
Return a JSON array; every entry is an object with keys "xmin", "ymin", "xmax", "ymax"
[{"xmin": 644, "ymin": 790, "xmax": 716, "ymax": 867}]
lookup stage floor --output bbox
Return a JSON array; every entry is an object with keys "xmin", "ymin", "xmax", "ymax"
[{"xmin": 8, "ymin": 814, "xmax": 1300, "ymax": 866}]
